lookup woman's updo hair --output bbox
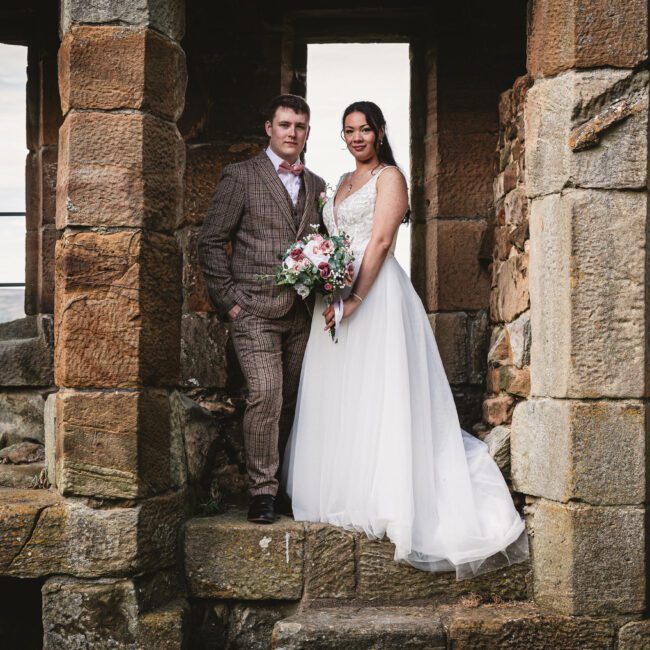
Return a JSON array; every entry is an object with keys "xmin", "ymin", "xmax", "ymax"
[{"xmin": 342, "ymin": 101, "xmax": 410, "ymax": 223}]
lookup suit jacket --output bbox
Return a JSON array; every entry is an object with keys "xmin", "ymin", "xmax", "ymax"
[{"xmin": 198, "ymin": 152, "xmax": 327, "ymax": 320}]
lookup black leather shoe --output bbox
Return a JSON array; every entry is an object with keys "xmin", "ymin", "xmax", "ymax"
[
  {"xmin": 247, "ymin": 495, "xmax": 275, "ymax": 524},
  {"xmin": 275, "ymin": 491, "xmax": 293, "ymax": 518}
]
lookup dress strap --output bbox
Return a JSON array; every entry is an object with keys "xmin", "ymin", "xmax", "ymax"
[{"xmin": 374, "ymin": 165, "xmax": 401, "ymax": 179}]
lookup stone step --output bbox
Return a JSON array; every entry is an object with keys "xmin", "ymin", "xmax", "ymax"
[
  {"xmin": 0, "ymin": 462, "xmax": 46, "ymax": 489},
  {"xmin": 183, "ymin": 511, "xmax": 530, "ymax": 604},
  {"xmin": 271, "ymin": 603, "xmax": 616, "ymax": 650}
]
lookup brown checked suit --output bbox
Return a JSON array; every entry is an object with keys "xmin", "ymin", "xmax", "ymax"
[{"xmin": 199, "ymin": 152, "xmax": 326, "ymax": 497}]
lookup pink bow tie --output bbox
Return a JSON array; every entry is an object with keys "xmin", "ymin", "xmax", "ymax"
[{"xmin": 278, "ymin": 160, "xmax": 305, "ymax": 176}]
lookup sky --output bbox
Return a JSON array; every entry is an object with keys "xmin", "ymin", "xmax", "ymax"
[
  {"xmin": 306, "ymin": 43, "xmax": 411, "ymax": 272},
  {"xmin": 0, "ymin": 42, "xmax": 411, "ymax": 318}
]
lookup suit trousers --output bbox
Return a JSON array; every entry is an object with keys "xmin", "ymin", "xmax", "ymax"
[{"xmin": 230, "ymin": 300, "xmax": 311, "ymax": 496}]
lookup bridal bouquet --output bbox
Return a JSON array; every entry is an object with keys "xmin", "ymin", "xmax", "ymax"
[{"xmin": 259, "ymin": 227, "xmax": 356, "ymax": 341}]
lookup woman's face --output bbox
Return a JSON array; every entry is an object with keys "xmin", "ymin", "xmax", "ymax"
[{"xmin": 343, "ymin": 111, "xmax": 381, "ymax": 163}]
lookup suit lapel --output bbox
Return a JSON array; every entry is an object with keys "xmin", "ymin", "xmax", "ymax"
[
  {"xmin": 253, "ymin": 153, "xmax": 296, "ymax": 233},
  {"xmin": 297, "ymin": 169, "xmax": 315, "ymax": 238}
]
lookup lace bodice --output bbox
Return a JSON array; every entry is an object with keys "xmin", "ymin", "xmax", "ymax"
[{"xmin": 323, "ymin": 168, "xmax": 399, "ymax": 259}]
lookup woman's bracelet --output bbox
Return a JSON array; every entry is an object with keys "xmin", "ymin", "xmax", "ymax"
[{"xmin": 351, "ymin": 292, "xmax": 364, "ymax": 303}]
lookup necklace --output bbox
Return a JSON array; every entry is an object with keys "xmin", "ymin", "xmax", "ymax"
[{"xmin": 346, "ymin": 163, "xmax": 383, "ymax": 193}]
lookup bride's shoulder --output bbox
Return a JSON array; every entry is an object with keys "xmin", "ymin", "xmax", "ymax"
[{"xmin": 375, "ymin": 165, "xmax": 407, "ymax": 188}]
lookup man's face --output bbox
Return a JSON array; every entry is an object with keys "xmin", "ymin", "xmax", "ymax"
[{"xmin": 265, "ymin": 107, "xmax": 310, "ymax": 162}]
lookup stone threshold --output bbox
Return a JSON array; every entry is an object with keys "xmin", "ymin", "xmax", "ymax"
[{"xmin": 183, "ymin": 510, "xmax": 530, "ymax": 604}]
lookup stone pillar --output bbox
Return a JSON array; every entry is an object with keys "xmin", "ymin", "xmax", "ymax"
[
  {"xmin": 45, "ymin": 1, "xmax": 187, "ymax": 646},
  {"xmin": 512, "ymin": 0, "xmax": 648, "ymax": 616}
]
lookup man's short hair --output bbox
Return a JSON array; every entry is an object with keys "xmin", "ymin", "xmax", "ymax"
[{"xmin": 267, "ymin": 94, "xmax": 311, "ymax": 123}]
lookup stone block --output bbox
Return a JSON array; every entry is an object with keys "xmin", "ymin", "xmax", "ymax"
[
  {"xmin": 61, "ymin": 0, "xmax": 185, "ymax": 41},
  {"xmin": 138, "ymin": 599, "xmax": 188, "ymax": 650},
  {"xmin": 0, "ymin": 315, "xmax": 54, "ymax": 387},
  {"xmin": 412, "ymin": 219, "xmax": 490, "ymax": 312},
  {"xmin": 526, "ymin": 70, "xmax": 648, "ymax": 197},
  {"xmin": 487, "ymin": 326, "xmax": 512, "ymax": 367},
  {"xmin": 504, "ymin": 186, "xmax": 527, "ymax": 227},
  {"xmin": 529, "ymin": 499, "xmax": 645, "ymax": 615},
  {"xmin": 273, "ymin": 606, "xmax": 446, "ymax": 650},
  {"xmin": 467, "ymin": 309, "xmax": 489, "ymax": 384},
  {"xmin": 169, "ymin": 391, "xmax": 218, "ymax": 484},
  {"xmin": 483, "ymin": 425, "xmax": 510, "ymax": 478},
  {"xmin": 527, "ymin": 0, "xmax": 648, "ymax": 77},
  {"xmin": 357, "ymin": 536, "xmax": 529, "ymax": 603},
  {"xmin": 505, "ymin": 311, "xmax": 530, "ymax": 368},
  {"xmin": 56, "ymin": 111, "xmax": 184, "ymax": 232},
  {"xmin": 228, "ymin": 602, "xmax": 297, "ymax": 650},
  {"xmin": 59, "ymin": 26, "xmax": 186, "ymax": 121},
  {"xmin": 183, "ymin": 142, "xmax": 263, "ymax": 227},
  {"xmin": 0, "ymin": 391, "xmax": 45, "ymax": 445},
  {"xmin": 0, "ymin": 441, "xmax": 44, "ymax": 464},
  {"xmin": 55, "ymin": 230, "xmax": 181, "ymax": 388},
  {"xmin": 44, "ymin": 392, "xmax": 57, "ymax": 488},
  {"xmin": 304, "ymin": 524, "xmax": 355, "ymax": 600},
  {"xmin": 184, "ymin": 513, "xmax": 305, "ymax": 599},
  {"xmin": 529, "ymin": 190, "xmax": 646, "ymax": 398},
  {"xmin": 0, "ymin": 462, "xmax": 45, "ymax": 488},
  {"xmin": 499, "ymin": 366, "xmax": 530, "ymax": 397},
  {"xmin": 618, "ymin": 620, "xmax": 650, "ymax": 649},
  {"xmin": 482, "ymin": 395, "xmax": 515, "ymax": 427},
  {"xmin": 441, "ymin": 602, "xmax": 615, "ymax": 649},
  {"xmin": 428, "ymin": 312, "xmax": 467, "ymax": 384},
  {"xmin": 178, "ymin": 227, "xmax": 214, "ymax": 312},
  {"xmin": 490, "ymin": 252, "xmax": 528, "ymax": 323},
  {"xmin": 56, "ymin": 389, "xmax": 171, "ymax": 500},
  {"xmin": 180, "ymin": 313, "xmax": 229, "ymax": 388},
  {"xmin": 39, "ymin": 225, "xmax": 59, "ymax": 315},
  {"xmin": 4, "ymin": 488, "xmax": 186, "ymax": 578},
  {"xmin": 512, "ymin": 398, "xmax": 646, "ymax": 505}
]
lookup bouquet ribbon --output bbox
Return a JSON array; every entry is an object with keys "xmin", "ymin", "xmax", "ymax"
[{"xmin": 332, "ymin": 297, "xmax": 344, "ymax": 343}]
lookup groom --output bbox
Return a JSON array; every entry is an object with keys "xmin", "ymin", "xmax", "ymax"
[{"xmin": 199, "ymin": 95, "xmax": 326, "ymax": 524}]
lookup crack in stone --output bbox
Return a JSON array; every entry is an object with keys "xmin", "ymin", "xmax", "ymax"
[{"xmin": 8, "ymin": 503, "xmax": 50, "ymax": 569}]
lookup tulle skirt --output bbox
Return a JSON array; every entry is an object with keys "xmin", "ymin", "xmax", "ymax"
[{"xmin": 283, "ymin": 255, "xmax": 528, "ymax": 578}]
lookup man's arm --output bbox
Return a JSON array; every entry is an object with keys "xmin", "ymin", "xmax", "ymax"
[{"xmin": 198, "ymin": 165, "xmax": 246, "ymax": 318}]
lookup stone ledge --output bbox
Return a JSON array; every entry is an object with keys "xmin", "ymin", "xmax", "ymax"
[
  {"xmin": 184, "ymin": 512, "xmax": 530, "ymax": 604},
  {"xmin": 0, "ymin": 316, "xmax": 54, "ymax": 387}
]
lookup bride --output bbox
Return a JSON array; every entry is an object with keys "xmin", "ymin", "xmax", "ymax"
[{"xmin": 283, "ymin": 101, "xmax": 528, "ymax": 578}]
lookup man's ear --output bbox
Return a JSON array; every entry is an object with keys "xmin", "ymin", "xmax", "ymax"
[{"xmin": 264, "ymin": 120, "xmax": 272, "ymax": 137}]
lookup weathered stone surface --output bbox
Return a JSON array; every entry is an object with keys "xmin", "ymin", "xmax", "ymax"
[
  {"xmin": 529, "ymin": 499, "xmax": 645, "ymax": 615},
  {"xmin": 44, "ymin": 393, "xmax": 57, "ymax": 488},
  {"xmin": 59, "ymin": 26, "xmax": 186, "ymax": 120},
  {"xmin": 180, "ymin": 313, "xmax": 229, "ymax": 388},
  {"xmin": 512, "ymin": 398, "xmax": 646, "ymax": 505},
  {"xmin": 55, "ymin": 230, "xmax": 181, "ymax": 388},
  {"xmin": 304, "ymin": 524, "xmax": 355, "ymax": 600},
  {"xmin": 0, "ymin": 441, "xmax": 45, "ymax": 464},
  {"xmin": 499, "ymin": 366, "xmax": 530, "ymax": 397},
  {"xmin": 441, "ymin": 602, "xmax": 614, "ymax": 649},
  {"xmin": 61, "ymin": 0, "xmax": 185, "ymax": 41},
  {"xmin": 487, "ymin": 326, "xmax": 512, "ymax": 367},
  {"xmin": 183, "ymin": 142, "xmax": 263, "ymax": 227},
  {"xmin": 56, "ymin": 389, "xmax": 171, "ymax": 499},
  {"xmin": 504, "ymin": 186, "xmax": 527, "ymax": 227},
  {"xmin": 505, "ymin": 311, "xmax": 530, "ymax": 368},
  {"xmin": 482, "ymin": 395, "xmax": 515, "ymax": 427},
  {"xmin": 467, "ymin": 309, "xmax": 489, "ymax": 384},
  {"xmin": 428, "ymin": 312, "xmax": 467, "ymax": 384},
  {"xmin": 618, "ymin": 620, "xmax": 650, "ymax": 649},
  {"xmin": 177, "ymin": 226, "xmax": 213, "ymax": 312},
  {"xmin": 138, "ymin": 599, "xmax": 188, "ymax": 650},
  {"xmin": 529, "ymin": 190, "xmax": 646, "ymax": 398},
  {"xmin": 2, "ymin": 488, "xmax": 185, "ymax": 578},
  {"xmin": 273, "ymin": 606, "xmax": 446, "ymax": 649},
  {"xmin": 490, "ymin": 252, "xmax": 528, "ymax": 323},
  {"xmin": 0, "ymin": 391, "xmax": 45, "ymax": 445},
  {"xmin": 0, "ymin": 316, "xmax": 54, "ymax": 387},
  {"xmin": 357, "ymin": 536, "xmax": 529, "ymax": 603},
  {"xmin": 526, "ymin": 70, "xmax": 648, "ymax": 197},
  {"xmin": 56, "ymin": 111, "xmax": 184, "ymax": 231},
  {"xmin": 170, "ymin": 390, "xmax": 218, "ymax": 484},
  {"xmin": 0, "ymin": 462, "xmax": 45, "ymax": 488},
  {"xmin": 527, "ymin": 0, "xmax": 648, "ymax": 77},
  {"xmin": 43, "ymin": 577, "xmax": 140, "ymax": 650},
  {"xmin": 184, "ymin": 513, "xmax": 305, "ymax": 599},
  {"xmin": 483, "ymin": 425, "xmax": 510, "ymax": 478},
  {"xmin": 228, "ymin": 602, "xmax": 297, "ymax": 650},
  {"xmin": 412, "ymin": 219, "xmax": 491, "ymax": 312}
]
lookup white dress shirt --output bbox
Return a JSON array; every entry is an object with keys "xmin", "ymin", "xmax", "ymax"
[{"xmin": 266, "ymin": 147, "xmax": 302, "ymax": 206}]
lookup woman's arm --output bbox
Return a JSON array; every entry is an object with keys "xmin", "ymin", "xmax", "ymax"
[{"xmin": 323, "ymin": 167, "xmax": 409, "ymax": 330}]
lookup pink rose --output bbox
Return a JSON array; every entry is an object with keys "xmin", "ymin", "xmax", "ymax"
[
  {"xmin": 289, "ymin": 247, "xmax": 304, "ymax": 261},
  {"xmin": 324, "ymin": 283, "xmax": 333, "ymax": 292},
  {"xmin": 318, "ymin": 262, "xmax": 332, "ymax": 279}
]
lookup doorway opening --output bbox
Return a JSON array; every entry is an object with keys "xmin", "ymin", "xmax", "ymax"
[{"xmin": 305, "ymin": 43, "xmax": 411, "ymax": 274}]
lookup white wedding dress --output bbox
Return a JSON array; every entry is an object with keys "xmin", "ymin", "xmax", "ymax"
[{"xmin": 283, "ymin": 167, "xmax": 528, "ymax": 578}]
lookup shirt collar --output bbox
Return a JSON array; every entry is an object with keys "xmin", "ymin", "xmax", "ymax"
[{"xmin": 266, "ymin": 146, "xmax": 301, "ymax": 171}]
